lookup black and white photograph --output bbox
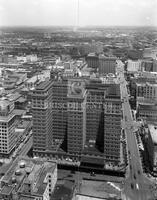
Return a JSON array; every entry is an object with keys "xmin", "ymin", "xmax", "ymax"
[{"xmin": 0, "ymin": 0, "xmax": 157, "ymax": 199}]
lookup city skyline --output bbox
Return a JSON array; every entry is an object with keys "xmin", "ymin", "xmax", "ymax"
[{"xmin": 0, "ymin": 0, "xmax": 157, "ymax": 27}]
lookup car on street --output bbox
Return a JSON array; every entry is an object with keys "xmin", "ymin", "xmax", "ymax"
[{"xmin": 134, "ymin": 174, "xmax": 136, "ymax": 179}]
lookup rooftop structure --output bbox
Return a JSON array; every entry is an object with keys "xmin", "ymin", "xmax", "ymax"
[{"xmin": 0, "ymin": 156, "xmax": 57, "ymax": 200}]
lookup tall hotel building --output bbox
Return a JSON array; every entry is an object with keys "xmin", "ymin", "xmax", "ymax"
[
  {"xmin": 52, "ymin": 79, "xmax": 68, "ymax": 141},
  {"xmin": 32, "ymin": 78, "xmax": 122, "ymax": 167},
  {"xmin": 104, "ymin": 84, "xmax": 122, "ymax": 165},
  {"xmin": 31, "ymin": 81, "xmax": 53, "ymax": 156},
  {"xmin": 0, "ymin": 99, "xmax": 16, "ymax": 157},
  {"xmin": 67, "ymin": 79, "xmax": 86, "ymax": 154},
  {"xmin": 85, "ymin": 79, "xmax": 109, "ymax": 147}
]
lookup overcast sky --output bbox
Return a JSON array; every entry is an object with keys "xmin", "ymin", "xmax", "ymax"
[{"xmin": 0, "ymin": 0, "xmax": 157, "ymax": 26}]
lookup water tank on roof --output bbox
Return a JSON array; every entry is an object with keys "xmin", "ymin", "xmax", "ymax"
[
  {"xmin": 12, "ymin": 177, "xmax": 16, "ymax": 183},
  {"xmin": 15, "ymin": 169, "xmax": 21, "ymax": 176},
  {"xmin": 25, "ymin": 168, "xmax": 31, "ymax": 175},
  {"xmin": 19, "ymin": 161, "xmax": 25, "ymax": 168}
]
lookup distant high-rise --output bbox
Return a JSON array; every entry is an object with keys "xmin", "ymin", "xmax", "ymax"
[
  {"xmin": 86, "ymin": 53, "xmax": 99, "ymax": 69},
  {"xmin": 99, "ymin": 55, "xmax": 117, "ymax": 75}
]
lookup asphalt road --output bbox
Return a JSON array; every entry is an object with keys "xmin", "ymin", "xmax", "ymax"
[
  {"xmin": 116, "ymin": 61, "xmax": 155, "ymax": 200},
  {"xmin": 17, "ymin": 135, "xmax": 33, "ymax": 156}
]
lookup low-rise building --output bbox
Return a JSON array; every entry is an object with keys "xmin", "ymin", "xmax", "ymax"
[{"xmin": 0, "ymin": 157, "xmax": 57, "ymax": 200}]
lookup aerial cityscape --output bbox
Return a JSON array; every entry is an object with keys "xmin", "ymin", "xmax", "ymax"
[{"xmin": 0, "ymin": 0, "xmax": 157, "ymax": 200}]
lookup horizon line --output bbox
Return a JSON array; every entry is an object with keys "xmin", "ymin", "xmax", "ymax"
[{"xmin": 0, "ymin": 25, "xmax": 157, "ymax": 28}]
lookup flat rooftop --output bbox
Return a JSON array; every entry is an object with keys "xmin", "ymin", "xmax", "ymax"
[
  {"xmin": 1, "ymin": 156, "xmax": 57, "ymax": 196},
  {"xmin": 35, "ymin": 80, "xmax": 52, "ymax": 91}
]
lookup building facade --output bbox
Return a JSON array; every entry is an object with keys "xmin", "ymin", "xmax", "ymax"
[
  {"xmin": 31, "ymin": 78, "xmax": 123, "ymax": 169},
  {"xmin": 52, "ymin": 79, "xmax": 68, "ymax": 142},
  {"xmin": 145, "ymin": 124, "xmax": 157, "ymax": 174},
  {"xmin": 31, "ymin": 81, "xmax": 54, "ymax": 155},
  {"xmin": 136, "ymin": 82, "xmax": 157, "ymax": 101},
  {"xmin": 99, "ymin": 56, "xmax": 117, "ymax": 75},
  {"xmin": 104, "ymin": 85, "xmax": 122, "ymax": 165},
  {"xmin": 127, "ymin": 59, "xmax": 142, "ymax": 72},
  {"xmin": 67, "ymin": 79, "xmax": 86, "ymax": 154},
  {"xmin": 0, "ymin": 99, "xmax": 16, "ymax": 157},
  {"xmin": 137, "ymin": 103, "xmax": 157, "ymax": 124},
  {"xmin": 85, "ymin": 79, "xmax": 108, "ymax": 147},
  {"xmin": 86, "ymin": 53, "xmax": 99, "ymax": 69}
]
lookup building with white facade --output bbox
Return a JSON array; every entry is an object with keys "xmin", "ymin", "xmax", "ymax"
[
  {"xmin": 127, "ymin": 59, "xmax": 142, "ymax": 72},
  {"xmin": 0, "ymin": 99, "xmax": 16, "ymax": 157}
]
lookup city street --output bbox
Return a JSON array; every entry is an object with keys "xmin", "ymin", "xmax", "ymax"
[{"xmin": 117, "ymin": 61, "xmax": 155, "ymax": 200}]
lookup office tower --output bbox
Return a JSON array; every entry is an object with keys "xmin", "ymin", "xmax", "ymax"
[
  {"xmin": 104, "ymin": 84, "xmax": 122, "ymax": 165},
  {"xmin": 52, "ymin": 79, "xmax": 68, "ymax": 142},
  {"xmin": 67, "ymin": 79, "xmax": 86, "ymax": 154},
  {"xmin": 31, "ymin": 81, "xmax": 53, "ymax": 156},
  {"xmin": 99, "ymin": 55, "xmax": 117, "ymax": 75},
  {"xmin": 85, "ymin": 79, "xmax": 108, "ymax": 146},
  {"xmin": 86, "ymin": 53, "xmax": 99, "ymax": 69},
  {"xmin": 0, "ymin": 99, "xmax": 16, "ymax": 157}
]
